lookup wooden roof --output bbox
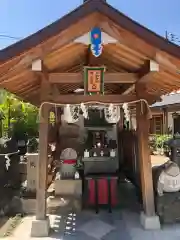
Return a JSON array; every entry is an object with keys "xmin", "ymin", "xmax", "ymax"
[{"xmin": 0, "ymin": 0, "xmax": 180, "ymax": 105}]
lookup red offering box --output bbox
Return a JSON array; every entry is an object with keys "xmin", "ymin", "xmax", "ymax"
[{"xmin": 88, "ymin": 177, "xmax": 118, "ymax": 206}]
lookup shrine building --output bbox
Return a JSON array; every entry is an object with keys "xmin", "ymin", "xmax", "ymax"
[{"xmin": 0, "ymin": 0, "xmax": 180, "ymax": 237}]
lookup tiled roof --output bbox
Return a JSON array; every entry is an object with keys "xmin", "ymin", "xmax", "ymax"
[{"xmin": 151, "ymin": 93, "xmax": 180, "ymax": 108}]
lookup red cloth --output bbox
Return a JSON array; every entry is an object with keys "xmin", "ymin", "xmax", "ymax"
[
  {"xmin": 63, "ymin": 159, "xmax": 76, "ymax": 164},
  {"xmin": 88, "ymin": 178, "xmax": 118, "ymax": 206}
]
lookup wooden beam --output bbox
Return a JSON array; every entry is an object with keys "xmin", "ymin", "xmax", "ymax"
[
  {"xmin": 136, "ymin": 102, "xmax": 155, "ymax": 216},
  {"xmin": 36, "ymin": 72, "xmax": 51, "ymax": 220},
  {"xmin": 48, "ymin": 72, "xmax": 138, "ymax": 84},
  {"xmin": 138, "ymin": 60, "xmax": 159, "ymax": 83},
  {"xmin": 122, "ymin": 86, "xmax": 161, "ymax": 104},
  {"xmin": 36, "ymin": 103, "xmax": 50, "ymax": 220},
  {"xmin": 136, "ymin": 84, "xmax": 162, "ymax": 105},
  {"xmin": 48, "ymin": 94, "xmax": 137, "ymax": 104},
  {"xmin": 32, "ymin": 59, "xmax": 50, "ymax": 83},
  {"xmin": 32, "ymin": 59, "xmax": 42, "ymax": 71},
  {"xmin": 122, "ymin": 60, "xmax": 159, "ymax": 95}
]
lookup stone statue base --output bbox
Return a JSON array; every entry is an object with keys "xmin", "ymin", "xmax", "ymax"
[{"xmin": 156, "ymin": 192, "xmax": 180, "ymax": 223}]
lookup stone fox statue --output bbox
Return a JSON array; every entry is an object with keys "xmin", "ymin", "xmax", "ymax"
[{"xmin": 157, "ymin": 160, "xmax": 180, "ymax": 196}]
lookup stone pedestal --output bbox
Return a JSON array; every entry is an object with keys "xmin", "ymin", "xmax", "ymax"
[
  {"xmin": 21, "ymin": 198, "xmax": 36, "ymax": 214},
  {"xmin": 31, "ymin": 216, "xmax": 50, "ymax": 237},
  {"xmin": 54, "ymin": 179, "xmax": 82, "ymax": 212},
  {"xmin": 55, "ymin": 179, "xmax": 82, "ymax": 196},
  {"xmin": 21, "ymin": 197, "xmax": 51, "ymax": 215},
  {"xmin": 140, "ymin": 211, "xmax": 161, "ymax": 230}
]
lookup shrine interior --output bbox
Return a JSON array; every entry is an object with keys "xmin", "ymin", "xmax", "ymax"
[{"xmin": 54, "ymin": 104, "xmax": 140, "ymax": 213}]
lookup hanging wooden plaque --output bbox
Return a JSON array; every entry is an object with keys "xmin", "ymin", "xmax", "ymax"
[{"xmin": 84, "ymin": 66, "xmax": 105, "ymax": 95}]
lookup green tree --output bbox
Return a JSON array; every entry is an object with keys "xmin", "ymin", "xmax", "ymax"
[{"xmin": 0, "ymin": 90, "xmax": 39, "ymax": 138}]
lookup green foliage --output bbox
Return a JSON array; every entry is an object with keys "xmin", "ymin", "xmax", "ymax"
[
  {"xmin": 0, "ymin": 90, "xmax": 39, "ymax": 138},
  {"xmin": 27, "ymin": 137, "xmax": 39, "ymax": 153},
  {"xmin": 155, "ymin": 135, "xmax": 172, "ymax": 149},
  {"xmin": 149, "ymin": 134, "xmax": 172, "ymax": 154}
]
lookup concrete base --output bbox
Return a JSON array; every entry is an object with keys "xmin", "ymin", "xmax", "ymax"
[
  {"xmin": 140, "ymin": 212, "xmax": 161, "ymax": 230},
  {"xmin": 31, "ymin": 216, "xmax": 50, "ymax": 237}
]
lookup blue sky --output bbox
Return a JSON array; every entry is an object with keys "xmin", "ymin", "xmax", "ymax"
[{"xmin": 0, "ymin": 0, "xmax": 180, "ymax": 49}]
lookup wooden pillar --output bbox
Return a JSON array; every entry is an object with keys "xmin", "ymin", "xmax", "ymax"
[
  {"xmin": 36, "ymin": 104, "xmax": 50, "ymax": 220},
  {"xmin": 136, "ymin": 102, "xmax": 155, "ymax": 216},
  {"xmin": 55, "ymin": 107, "xmax": 62, "ymax": 159},
  {"xmin": 119, "ymin": 107, "xmax": 124, "ymax": 130},
  {"xmin": 36, "ymin": 75, "xmax": 51, "ymax": 220}
]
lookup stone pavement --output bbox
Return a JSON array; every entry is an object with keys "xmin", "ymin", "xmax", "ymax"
[
  {"xmin": 6, "ymin": 209, "xmax": 180, "ymax": 240},
  {"xmin": 6, "ymin": 169, "xmax": 179, "ymax": 240},
  {"xmin": 5, "ymin": 179, "xmax": 180, "ymax": 240}
]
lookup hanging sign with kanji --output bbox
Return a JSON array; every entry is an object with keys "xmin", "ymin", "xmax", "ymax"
[{"xmin": 84, "ymin": 66, "xmax": 105, "ymax": 95}]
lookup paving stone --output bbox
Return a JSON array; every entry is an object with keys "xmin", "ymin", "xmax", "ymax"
[
  {"xmin": 102, "ymin": 224, "xmax": 132, "ymax": 240},
  {"xmin": 5, "ymin": 208, "xmax": 180, "ymax": 240},
  {"xmin": 61, "ymin": 231, "xmax": 97, "ymax": 240},
  {"xmin": 129, "ymin": 228, "xmax": 155, "ymax": 240},
  {"xmin": 122, "ymin": 210, "xmax": 141, "ymax": 229},
  {"xmin": 152, "ymin": 228, "xmax": 180, "ymax": 240},
  {"xmin": 98, "ymin": 211, "xmax": 122, "ymax": 225},
  {"xmin": 75, "ymin": 211, "xmax": 97, "ymax": 228},
  {"xmin": 162, "ymin": 223, "xmax": 180, "ymax": 236},
  {"xmin": 78, "ymin": 219, "xmax": 115, "ymax": 239}
]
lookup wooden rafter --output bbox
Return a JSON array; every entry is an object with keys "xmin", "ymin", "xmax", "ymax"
[{"xmin": 17, "ymin": 84, "xmax": 39, "ymax": 95}]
